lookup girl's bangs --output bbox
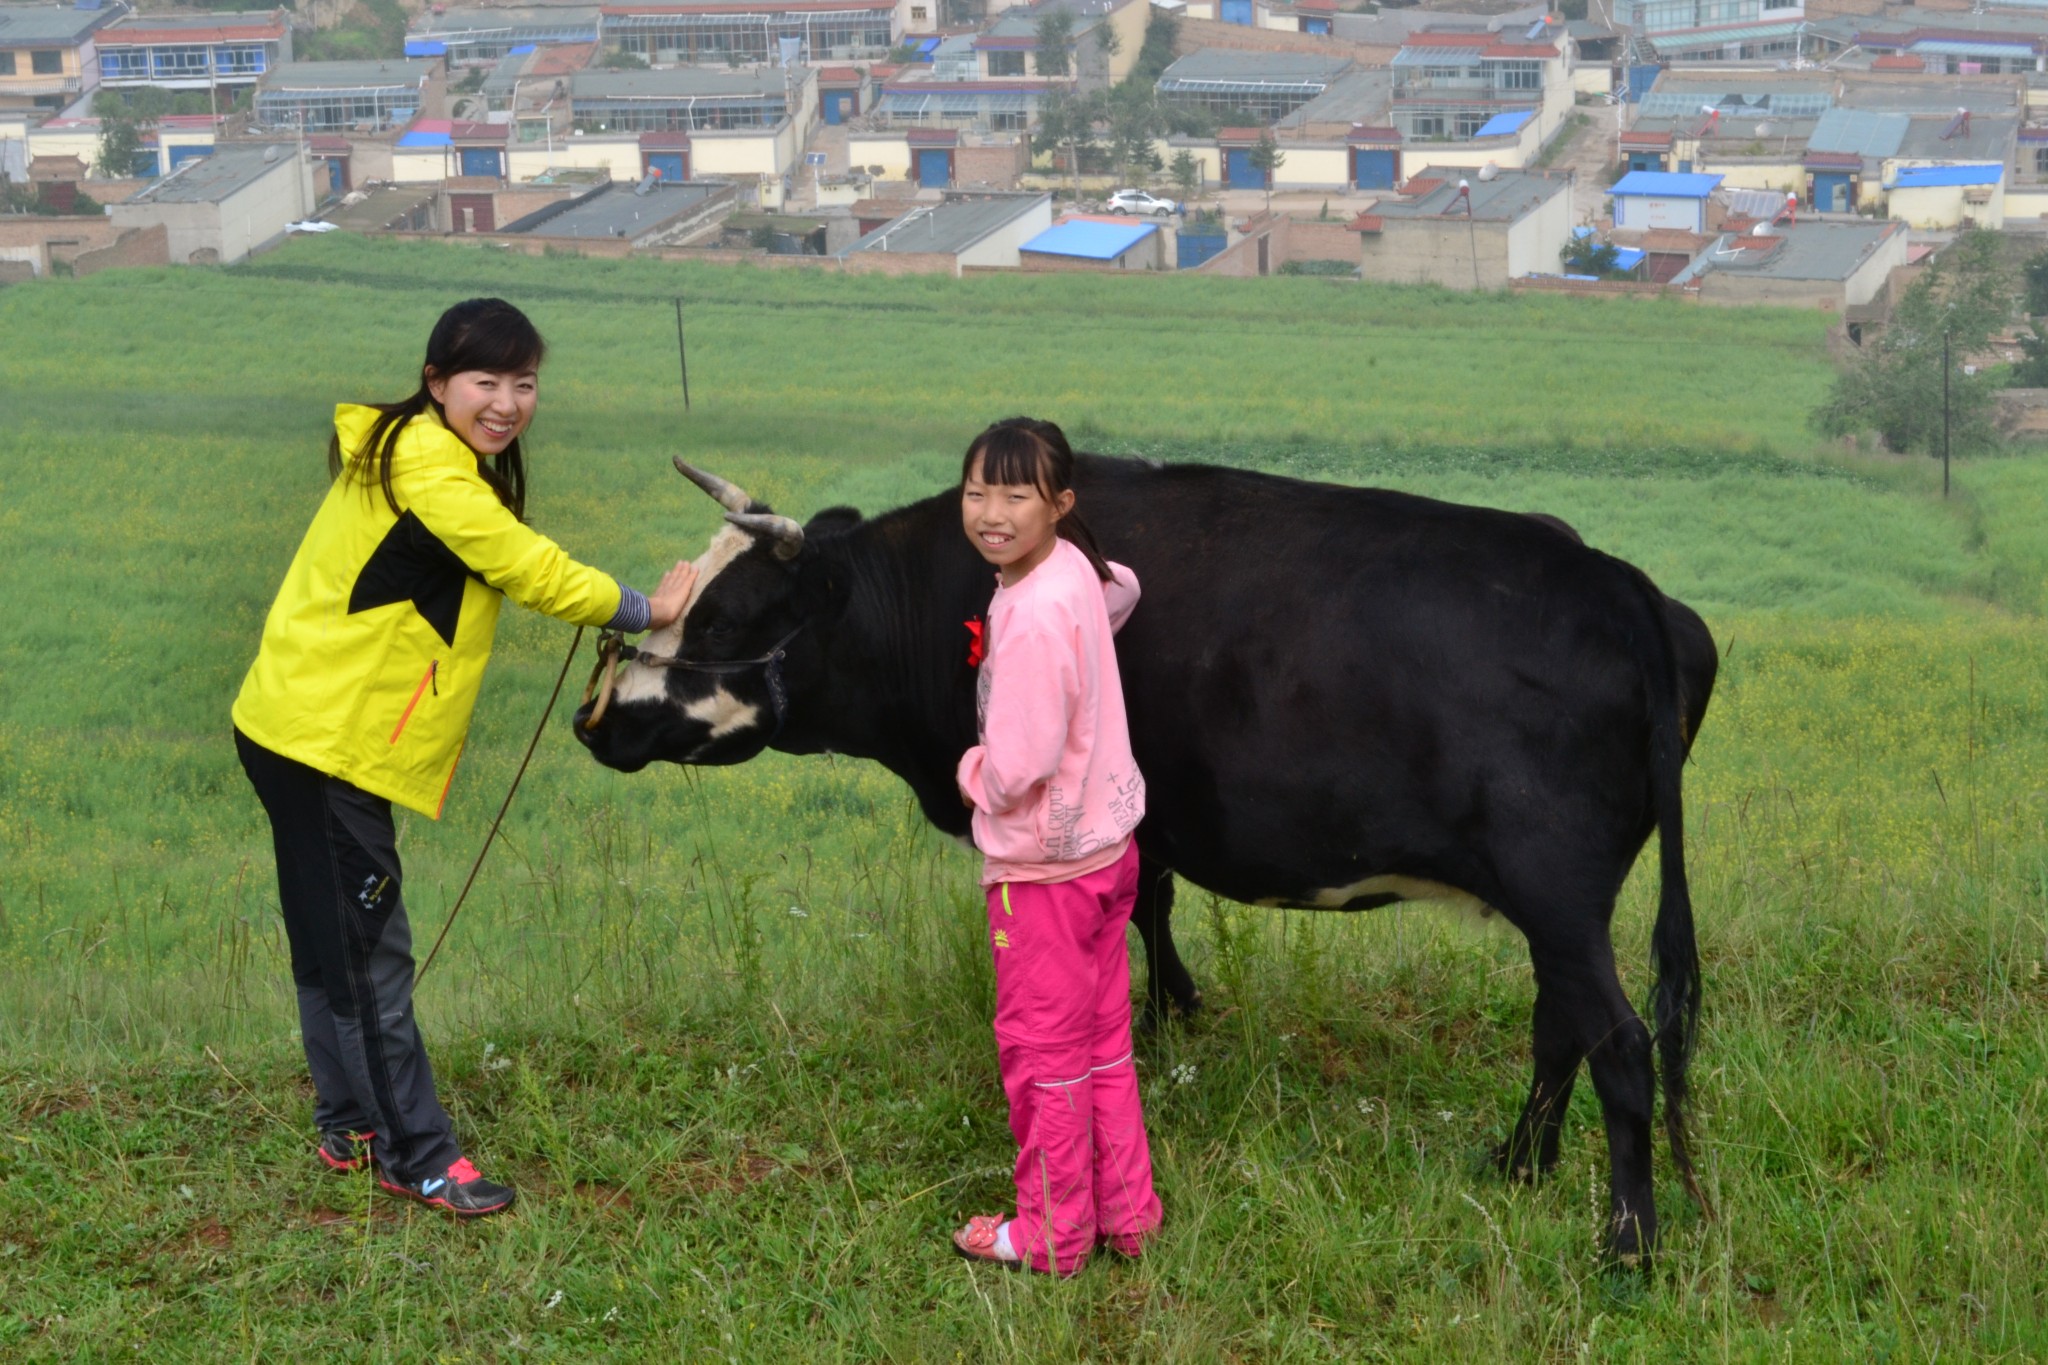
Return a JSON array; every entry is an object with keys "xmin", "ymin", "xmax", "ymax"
[{"xmin": 970, "ymin": 428, "xmax": 1053, "ymax": 491}]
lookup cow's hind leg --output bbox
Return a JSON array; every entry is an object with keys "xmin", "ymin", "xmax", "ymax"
[
  {"xmin": 1496, "ymin": 986, "xmax": 1582, "ymax": 1182},
  {"xmin": 1524, "ymin": 925, "xmax": 1659, "ymax": 1266},
  {"xmin": 1131, "ymin": 856, "xmax": 1201, "ymax": 1029}
]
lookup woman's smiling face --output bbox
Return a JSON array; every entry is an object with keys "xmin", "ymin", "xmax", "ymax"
[{"xmin": 428, "ymin": 367, "xmax": 538, "ymax": 457}]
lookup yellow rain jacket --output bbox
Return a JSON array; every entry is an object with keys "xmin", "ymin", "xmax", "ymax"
[{"xmin": 232, "ymin": 404, "xmax": 624, "ymax": 818}]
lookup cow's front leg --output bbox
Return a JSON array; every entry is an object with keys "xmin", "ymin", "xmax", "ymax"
[{"xmin": 1131, "ymin": 855, "xmax": 1201, "ymax": 1030}]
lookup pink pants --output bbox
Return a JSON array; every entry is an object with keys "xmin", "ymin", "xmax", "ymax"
[{"xmin": 986, "ymin": 839, "xmax": 1161, "ymax": 1275}]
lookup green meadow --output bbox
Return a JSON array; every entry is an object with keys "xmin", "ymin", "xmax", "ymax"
[{"xmin": 2, "ymin": 235, "xmax": 2045, "ymax": 1360}]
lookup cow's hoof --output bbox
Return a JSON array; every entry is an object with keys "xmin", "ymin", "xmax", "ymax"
[{"xmin": 1139, "ymin": 990, "xmax": 1204, "ymax": 1034}]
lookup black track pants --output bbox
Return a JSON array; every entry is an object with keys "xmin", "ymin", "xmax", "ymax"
[{"xmin": 235, "ymin": 729, "xmax": 461, "ymax": 1185}]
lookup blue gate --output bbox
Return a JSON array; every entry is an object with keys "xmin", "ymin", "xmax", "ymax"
[
  {"xmin": 168, "ymin": 143, "xmax": 213, "ymax": 171},
  {"xmin": 1626, "ymin": 150, "xmax": 1663, "ymax": 173},
  {"xmin": 646, "ymin": 151, "xmax": 686, "ymax": 182},
  {"xmin": 823, "ymin": 90, "xmax": 852, "ymax": 124},
  {"xmin": 916, "ymin": 147, "xmax": 951, "ymax": 188},
  {"xmin": 1303, "ymin": 17, "xmax": 1329, "ymax": 33},
  {"xmin": 1352, "ymin": 147, "xmax": 1395, "ymax": 189},
  {"xmin": 1225, "ymin": 147, "xmax": 1262, "ymax": 188},
  {"xmin": 1623, "ymin": 63, "xmax": 1662, "ymax": 102},
  {"xmin": 324, "ymin": 155, "xmax": 346, "ymax": 193},
  {"xmin": 1813, "ymin": 171, "xmax": 1851, "ymax": 212},
  {"xmin": 459, "ymin": 147, "xmax": 503, "ymax": 178},
  {"xmin": 1177, "ymin": 231, "xmax": 1226, "ymax": 270},
  {"xmin": 1221, "ymin": 0, "xmax": 1252, "ymax": 24}
]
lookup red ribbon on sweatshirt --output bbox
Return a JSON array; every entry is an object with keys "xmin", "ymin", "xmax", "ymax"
[{"xmin": 964, "ymin": 618, "xmax": 986, "ymax": 668}]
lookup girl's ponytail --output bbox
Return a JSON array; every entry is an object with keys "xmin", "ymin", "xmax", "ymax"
[{"xmin": 962, "ymin": 417, "xmax": 1114, "ymax": 582}]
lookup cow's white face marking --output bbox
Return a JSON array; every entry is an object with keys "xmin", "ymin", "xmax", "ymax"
[
  {"xmin": 683, "ymin": 686, "xmax": 761, "ymax": 741},
  {"xmin": 613, "ymin": 525, "xmax": 754, "ymax": 705},
  {"xmin": 1259, "ymin": 876, "xmax": 1494, "ymax": 919}
]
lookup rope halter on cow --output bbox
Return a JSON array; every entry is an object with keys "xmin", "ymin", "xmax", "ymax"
[{"xmin": 582, "ymin": 459, "xmax": 811, "ymax": 736}]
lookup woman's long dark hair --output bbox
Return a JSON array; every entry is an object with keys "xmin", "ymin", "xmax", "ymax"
[
  {"xmin": 328, "ymin": 297, "xmax": 545, "ymax": 521},
  {"xmin": 962, "ymin": 416, "xmax": 1113, "ymax": 582}
]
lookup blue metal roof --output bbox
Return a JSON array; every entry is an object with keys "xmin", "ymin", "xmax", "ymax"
[
  {"xmin": 1021, "ymin": 219, "xmax": 1158, "ymax": 260},
  {"xmin": 404, "ymin": 38, "xmax": 447, "ymax": 55},
  {"xmin": 1910, "ymin": 38, "xmax": 2037, "ymax": 56},
  {"xmin": 1612, "ymin": 246, "xmax": 1646, "ymax": 271},
  {"xmin": 1609, "ymin": 170, "xmax": 1722, "ymax": 197},
  {"xmin": 1891, "ymin": 164, "xmax": 2003, "ymax": 188},
  {"xmin": 1474, "ymin": 108, "xmax": 1535, "ymax": 138},
  {"xmin": 396, "ymin": 130, "xmax": 453, "ymax": 147}
]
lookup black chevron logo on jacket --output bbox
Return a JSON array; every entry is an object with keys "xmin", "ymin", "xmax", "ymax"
[{"xmin": 347, "ymin": 511, "xmax": 479, "ymax": 647}]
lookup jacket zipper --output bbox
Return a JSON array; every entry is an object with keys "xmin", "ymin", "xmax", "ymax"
[{"xmin": 390, "ymin": 660, "xmax": 438, "ymax": 744}]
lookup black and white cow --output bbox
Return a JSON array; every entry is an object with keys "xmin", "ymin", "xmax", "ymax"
[{"xmin": 575, "ymin": 456, "xmax": 1718, "ymax": 1262}]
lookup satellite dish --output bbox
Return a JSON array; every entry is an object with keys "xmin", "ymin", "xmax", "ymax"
[
  {"xmin": 1752, "ymin": 220, "xmax": 1771, "ymax": 235},
  {"xmin": 263, "ymin": 145, "xmax": 281, "ymax": 163},
  {"xmin": 1756, "ymin": 121, "xmax": 1774, "ymax": 137},
  {"xmin": 1477, "ymin": 161, "xmax": 1499, "ymax": 181}
]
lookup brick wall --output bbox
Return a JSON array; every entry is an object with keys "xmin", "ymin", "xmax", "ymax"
[
  {"xmin": 1511, "ymin": 277, "xmax": 1695, "ymax": 300},
  {"xmin": 73, "ymin": 224, "xmax": 170, "ymax": 277},
  {"xmin": 1285, "ymin": 219, "xmax": 1355, "ymax": 263},
  {"xmin": 1198, "ymin": 212, "xmax": 1289, "ymax": 277},
  {"xmin": 841, "ymin": 249, "xmax": 956, "ymax": 276},
  {"xmin": 0, "ymin": 215, "xmax": 124, "ymax": 275},
  {"xmin": 0, "ymin": 261, "xmax": 33, "ymax": 284},
  {"xmin": 956, "ymin": 140, "xmax": 1030, "ymax": 191},
  {"xmin": 1176, "ymin": 16, "xmax": 1393, "ymax": 64}
]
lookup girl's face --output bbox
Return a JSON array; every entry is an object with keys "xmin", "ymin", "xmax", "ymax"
[
  {"xmin": 428, "ymin": 367, "xmax": 538, "ymax": 457},
  {"xmin": 962, "ymin": 456, "xmax": 1075, "ymax": 585}
]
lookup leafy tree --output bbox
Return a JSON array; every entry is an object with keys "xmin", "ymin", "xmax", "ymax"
[
  {"xmin": 1169, "ymin": 148, "xmax": 1201, "ymax": 201},
  {"xmin": 96, "ymin": 106, "xmax": 144, "ymax": 180},
  {"xmin": 2012, "ymin": 320, "xmax": 2048, "ymax": 388},
  {"xmin": 1035, "ymin": 9, "xmax": 1073, "ymax": 77},
  {"xmin": 1096, "ymin": 19, "xmax": 1122, "ymax": 58},
  {"xmin": 1813, "ymin": 229, "xmax": 2010, "ymax": 457},
  {"xmin": 1247, "ymin": 132, "xmax": 1284, "ymax": 206},
  {"xmin": 1560, "ymin": 236, "xmax": 1620, "ymax": 276},
  {"xmin": 1131, "ymin": 8, "xmax": 1179, "ymax": 84},
  {"xmin": 1103, "ymin": 84, "xmax": 1167, "ymax": 185},
  {"xmin": 1034, "ymin": 88, "xmax": 1099, "ymax": 196},
  {"xmin": 2023, "ymin": 248, "xmax": 2048, "ymax": 316},
  {"xmin": 597, "ymin": 47, "xmax": 650, "ymax": 68}
]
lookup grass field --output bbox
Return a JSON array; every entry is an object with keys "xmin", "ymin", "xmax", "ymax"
[{"xmin": 2, "ymin": 235, "xmax": 2046, "ymax": 1360}]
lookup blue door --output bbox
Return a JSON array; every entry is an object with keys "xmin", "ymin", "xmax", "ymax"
[
  {"xmin": 1177, "ymin": 231, "xmax": 1226, "ymax": 269},
  {"xmin": 1813, "ymin": 171, "xmax": 1851, "ymax": 212},
  {"xmin": 1304, "ymin": 17, "xmax": 1329, "ymax": 33},
  {"xmin": 1627, "ymin": 150, "xmax": 1661, "ymax": 173},
  {"xmin": 459, "ymin": 147, "xmax": 503, "ymax": 178},
  {"xmin": 1221, "ymin": 0, "xmax": 1252, "ymax": 24},
  {"xmin": 168, "ymin": 143, "xmax": 212, "ymax": 170},
  {"xmin": 1352, "ymin": 148, "xmax": 1395, "ymax": 189},
  {"xmin": 646, "ymin": 151, "xmax": 686, "ymax": 182},
  {"xmin": 1225, "ymin": 147, "xmax": 1261, "ymax": 188},
  {"xmin": 823, "ymin": 90, "xmax": 851, "ymax": 124},
  {"xmin": 917, "ymin": 148, "xmax": 950, "ymax": 188},
  {"xmin": 325, "ymin": 155, "xmax": 346, "ymax": 193}
]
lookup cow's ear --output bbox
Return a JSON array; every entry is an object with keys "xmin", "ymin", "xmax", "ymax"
[{"xmin": 804, "ymin": 506, "xmax": 863, "ymax": 538}]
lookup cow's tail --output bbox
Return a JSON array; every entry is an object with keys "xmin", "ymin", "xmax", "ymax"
[{"xmin": 1620, "ymin": 561, "xmax": 1711, "ymax": 1221}]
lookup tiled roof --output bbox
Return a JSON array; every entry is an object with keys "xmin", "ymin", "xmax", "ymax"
[
  {"xmin": 817, "ymin": 65, "xmax": 862, "ymax": 82},
  {"xmin": 1398, "ymin": 176, "xmax": 1442, "ymax": 196},
  {"xmin": 1619, "ymin": 129, "xmax": 1673, "ymax": 148},
  {"xmin": 1346, "ymin": 123, "xmax": 1401, "ymax": 142},
  {"xmin": 103, "ymin": 18, "xmax": 287, "ymax": 44},
  {"xmin": 1873, "ymin": 54, "xmax": 1926, "ymax": 71},
  {"xmin": 1346, "ymin": 211, "xmax": 1382, "ymax": 231},
  {"xmin": 905, "ymin": 127, "xmax": 957, "ymax": 144},
  {"xmin": 1217, "ymin": 126, "xmax": 1265, "ymax": 142},
  {"xmin": 639, "ymin": 130, "xmax": 691, "ymax": 147},
  {"xmin": 1296, "ymin": 0, "xmax": 1338, "ymax": 11},
  {"xmin": 1480, "ymin": 41, "xmax": 1557, "ymax": 57}
]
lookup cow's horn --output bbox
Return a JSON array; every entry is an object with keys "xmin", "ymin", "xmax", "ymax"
[
  {"xmin": 672, "ymin": 457, "xmax": 753, "ymax": 513},
  {"xmin": 725, "ymin": 510, "xmax": 805, "ymax": 561}
]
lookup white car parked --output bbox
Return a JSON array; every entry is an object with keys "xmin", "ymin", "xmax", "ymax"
[{"xmin": 1106, "ymin": 188, "xmax": 1180, "ymax": 217}]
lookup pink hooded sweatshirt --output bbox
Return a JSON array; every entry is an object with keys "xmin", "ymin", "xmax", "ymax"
[{"xmin": 956, "ymin": 536, "xmax": 1146, "ymax": 887}]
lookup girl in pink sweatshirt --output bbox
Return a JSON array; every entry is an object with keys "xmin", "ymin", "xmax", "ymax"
[{"xmin": 950, "ymin": 417, "xmax": 1162, "ymax": 1276}]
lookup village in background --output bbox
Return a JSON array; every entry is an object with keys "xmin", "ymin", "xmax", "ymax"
[{"xmin": 7, "ymin": 0, "xmax": 2048, "ymax": 399}]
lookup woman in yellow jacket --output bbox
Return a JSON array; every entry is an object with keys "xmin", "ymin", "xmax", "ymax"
[{"xmin": 233, "ymin": 298, "xmax": 694, "ymax": 1216}]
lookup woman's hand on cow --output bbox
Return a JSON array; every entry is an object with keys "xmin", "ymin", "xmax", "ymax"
[{"xmin": 645, "ymin": 561, "xmax": 697, "ymax": 632}]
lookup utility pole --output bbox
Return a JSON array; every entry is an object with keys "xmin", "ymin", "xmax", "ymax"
[{"xmin": 1942, "ymin": 329, "xmax": 1952, "ymax": 499}]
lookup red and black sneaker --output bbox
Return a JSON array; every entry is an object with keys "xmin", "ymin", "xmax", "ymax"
[
  {"xmin": 316, "ymin": 1129, "xmax": 376, "ymax": 1173},
  {"xmin": 379, "ymin": 1157, "xmax": 516, "ymax": 1217}
]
